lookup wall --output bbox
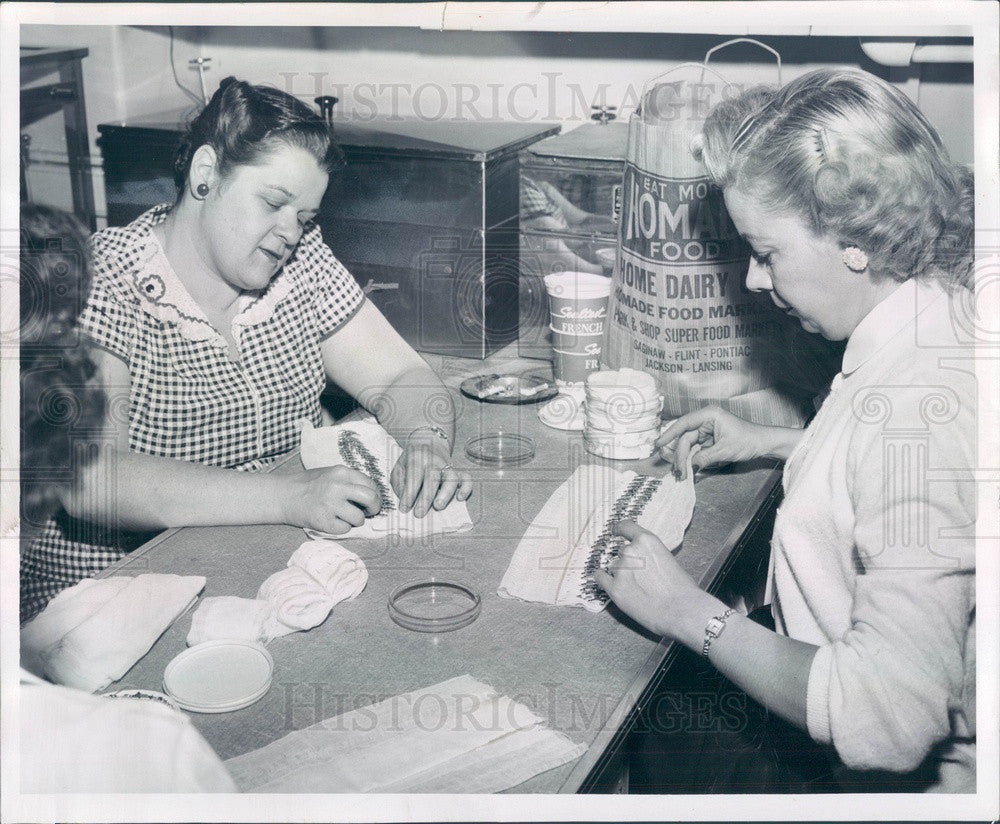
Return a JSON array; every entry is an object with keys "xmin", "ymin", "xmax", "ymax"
[
  {"xmin": 20, "ymin": 24, "xmax": 974, "ymax": 224},
  {"xmin": 21, "ymin": 25, "xmax": 209, "ymax": 220}
]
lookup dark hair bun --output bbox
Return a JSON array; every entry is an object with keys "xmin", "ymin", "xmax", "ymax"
[{"xmin": 173, "ymin": 76, "xmax": 343, "ymax": 193}]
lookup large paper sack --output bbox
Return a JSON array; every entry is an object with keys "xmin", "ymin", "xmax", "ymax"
[{"xmin": 603, "ymin": 72, "xmax": 838, "ymax": 425}]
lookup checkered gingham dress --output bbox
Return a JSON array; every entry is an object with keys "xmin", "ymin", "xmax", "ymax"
[
  {"xmin": 20, "ymin": 205, "xmax": 365, "ymax": 623},
  {"xmin": 520, "ymin": 176, "xmax": 563, "ymax": 223}
]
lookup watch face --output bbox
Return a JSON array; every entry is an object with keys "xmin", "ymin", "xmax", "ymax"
[{"xmin": 706, "ymin": 617, "xmax": 724, "ymax": 635}]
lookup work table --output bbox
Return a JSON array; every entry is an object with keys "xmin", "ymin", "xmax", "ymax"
[{"xmin": 99, "ymin": 347, "xmax": 781, "ymax": 793}]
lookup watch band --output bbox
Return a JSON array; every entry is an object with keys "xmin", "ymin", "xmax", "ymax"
[{"xmin": 701, "ymin": 607, "xmax": 737, "ymax": 658}]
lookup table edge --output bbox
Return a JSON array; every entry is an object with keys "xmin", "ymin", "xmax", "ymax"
[{"xmin": 557, "ymin": 462, "xmax": 783, "ymax": 793}]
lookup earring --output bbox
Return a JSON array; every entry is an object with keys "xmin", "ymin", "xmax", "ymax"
[
  {"xmin": 194, "ymin": 183, "xmax": 210, "ymax": 199},
  {"xmin": 842, "ymin": 246, "xmax": 869, "ymax": 273}
]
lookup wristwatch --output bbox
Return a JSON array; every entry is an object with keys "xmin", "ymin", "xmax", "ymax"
[{"xmin": 701, "ymin": 607, "xmax": 737, "ymax": 657}]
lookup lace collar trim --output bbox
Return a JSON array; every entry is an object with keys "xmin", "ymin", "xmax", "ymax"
[{"xmin": 119, "ymin": 205, "xmax": 297, "ymax": 344}]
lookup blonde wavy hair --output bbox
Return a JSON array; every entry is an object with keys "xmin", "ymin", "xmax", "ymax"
[{"xmin": 695, "ymin": 68, "xmax": 974, "ymax": 288}]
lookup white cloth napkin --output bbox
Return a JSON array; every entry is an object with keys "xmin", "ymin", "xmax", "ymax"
[
  {"xmin": 186, "ymin": 540, "xmax": 368, "ymax": 645},
  {"xmin": 21, "ymin": 574, "xmax": 206, "ymax": 693},
  {"xmin": 258, "ymin": 566, "xmax": 336, "ymax": 637},
  {"xmin": 498, "ymin": 462, "xmax": 695, "ymax": 611},
  {"xmin": 186, "ymin": 596, "xmax": 273, "ymax": 646},
  {"xmin": 299, "ymin": 418, "xmax": 473, "ymax": 540},
  {"xmin": 223, "ymin": 674, "xmax": 585, "ymax": 793},
  {"xmin": 288, "ymin": 538, "xmax": 368, "ymax": 594}
]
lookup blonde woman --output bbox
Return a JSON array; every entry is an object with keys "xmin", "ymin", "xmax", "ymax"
[{"xmin": 598, "ymin": 69, "xmax": 976, "ymax": 793}]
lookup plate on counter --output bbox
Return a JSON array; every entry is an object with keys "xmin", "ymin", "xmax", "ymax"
[{"xmin": 460, "ymin": 372, "xmax": 557, "ymax": 405}]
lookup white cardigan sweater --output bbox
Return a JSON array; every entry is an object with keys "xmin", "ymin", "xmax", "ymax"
[{"xmin": 771, "ymin": 278, "xmax": 977, "ymax": 792}]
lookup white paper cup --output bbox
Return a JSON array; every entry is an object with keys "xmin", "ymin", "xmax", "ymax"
[
  {"xmin": 545, "ymin": 273, "xmax": 611, "ymax": 385},
  {"xmin": 545, "ymin": 273, "xmax": 611, "ymax": 330},
  {"xmin": 550, "ymin": 324, "xmax": 604, "ymax": 351},
  {"xmin": 552, "ymin": 348, "xmax": 603, "ymax": 385}
]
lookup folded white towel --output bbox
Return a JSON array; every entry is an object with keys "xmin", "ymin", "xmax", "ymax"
[
  {"xmin": 21, "ymin": 574, "xmax": 206, "ymax": 693},
  {"xmin": 21, "ymin": 577, "xmax": 131, "ymax": 678},
  {"xmin": 185, "ymin": 541, "xmax": 369, "ymax": 646},
  {"xmin": 498, "ymin": 462, "xmax": 695, "ymax": 610},
  {"xmin": 186, "ymin": 596, "xmax": 272, "ymax": 646},
  {"xmin": 300, "ymin": 419, "xmax": 473, "ymax": 540},
  {"xmin": 287, "ymin": 539, "xmax": 368, "ymax": 603},
  {"xmin": 258, "ymin": 566, "xmax": 335, "ymax": 638}
]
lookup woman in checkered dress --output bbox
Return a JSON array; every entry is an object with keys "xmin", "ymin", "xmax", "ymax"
[{"xmin": 21, "ymin": 78, "xmax": 472, "ymax": 622}]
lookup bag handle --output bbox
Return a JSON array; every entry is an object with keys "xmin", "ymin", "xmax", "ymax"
[
  {"xmin": 638, "ymin": 39, "xmax": 782, "ymax": 123},
  {"xmin": 640, "ymin": 61, "xmax": 731, "ymax": 107},
  {"xmin": 639, "ymin": 61, "xmax": 732, "ymax": 122},
  {"xmin": 703, "ymin": 38, "xmax": 782, "ymax": 86}
]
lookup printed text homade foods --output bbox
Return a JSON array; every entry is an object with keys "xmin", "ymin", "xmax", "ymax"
[{"xmin": 622, "ymin": 167, "xmax": 742, "ymax": 264}]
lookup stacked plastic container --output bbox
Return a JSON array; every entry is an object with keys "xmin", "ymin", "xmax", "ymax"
[{"xmin": 583, "ymin": 368, "xmax": 664, "ymax": 460}]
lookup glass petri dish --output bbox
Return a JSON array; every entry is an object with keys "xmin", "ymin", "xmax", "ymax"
[
  {"xmin": 388, "ymin": 579, "xmax": 482, "ymax": 633},
  {"xmin": 465, "ymin": 432, "xmax": 535, "ymax": 466},
  {"xmin": 163, "ymin": 640, "xmax": 273, "ymax": 713}
]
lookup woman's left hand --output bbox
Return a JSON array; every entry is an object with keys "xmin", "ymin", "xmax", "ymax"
[
  {"xmin": 391, "ymin": 438, "xmax": 473, "ymax": 518},
  {"xmin": 593, "ymin": 520, "xmax": 704, "ymax": 638}
]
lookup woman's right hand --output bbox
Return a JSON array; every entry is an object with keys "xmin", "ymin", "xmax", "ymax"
[
  {"xmin": 657, "ymin": 406, "xmax": 777, "ymax": 480},
  {"xmin": 281, "ymin": 466, "xmax": 381, "ymax": 535}
]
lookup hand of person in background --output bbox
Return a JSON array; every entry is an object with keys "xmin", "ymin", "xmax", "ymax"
[
  {"xmin": 282, "ymin": 466, "xmax": 382, "ymax": 535},
  {"xmin": 592, "ymin": 520, "xmax": 706, "ymax": 640},
  {"xmin": 657, "ymin": 405, "xmax": 804, "ymax": 480},
  {"xmin": 535, "ymin": 180, "xmax": 618, "ymax": 234},
  {"xmin": 391, "ymin": 433, "xmax": 473, "ymax": 518}
]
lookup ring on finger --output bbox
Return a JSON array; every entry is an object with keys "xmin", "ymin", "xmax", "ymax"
[{"xmin": 439, "ymin": 463, "xmax": 454, "ymax": 473}]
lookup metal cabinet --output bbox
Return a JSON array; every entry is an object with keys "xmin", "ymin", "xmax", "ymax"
[
  {"xmin": 97, "ymin": 112, "xmax": 557, "ymax": 358},
  {"xmin": 517, "ymin": 122, "xmax": 628, "ymax": 359}
]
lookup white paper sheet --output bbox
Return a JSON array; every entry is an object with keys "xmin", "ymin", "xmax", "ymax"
[{"xmin": 223, "ymin": 674, "xmax": 585, "ymax": 793}]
